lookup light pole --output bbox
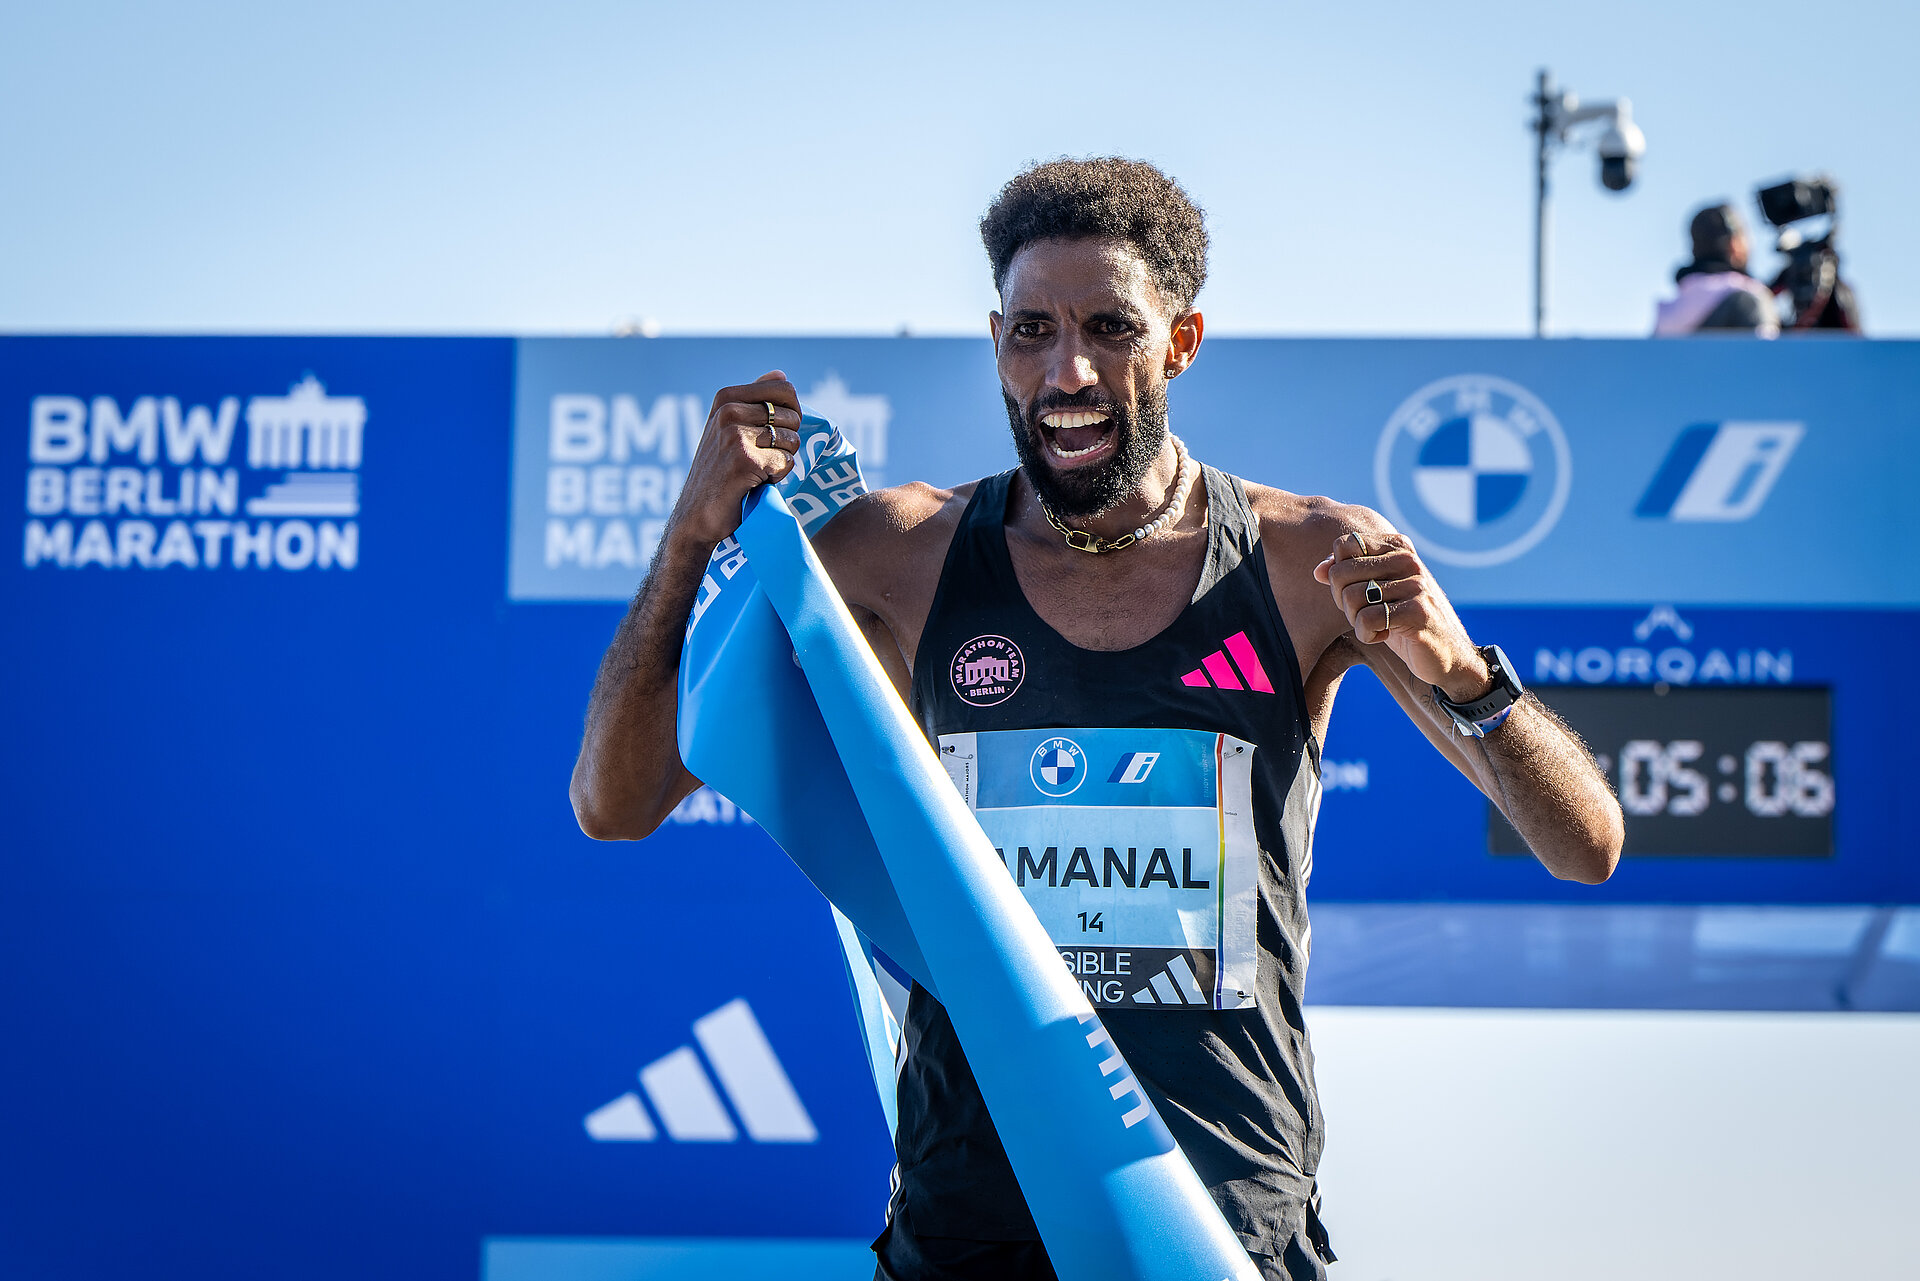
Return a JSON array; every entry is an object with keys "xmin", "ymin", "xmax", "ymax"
[{"xmin": 1529, "ymin": 68, "xmax": 1646, "ymax": 336}]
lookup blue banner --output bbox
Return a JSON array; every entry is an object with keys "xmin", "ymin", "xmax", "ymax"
[
  {"xmin": 506, "ymin": 337, "xmax": 1920, "ymax": 607},
  {"xmin": 2, "ymin": 338, "xmax": 893, "ymax": 1281},
  {"xmin": 6, "ymin": 334, "xmax": 1917, "ymax": 1281}
]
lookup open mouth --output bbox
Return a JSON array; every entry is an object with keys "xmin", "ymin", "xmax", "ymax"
[{"xmin": 1037, "ymin": 409, "xmax": 1114, "ymax": 464}]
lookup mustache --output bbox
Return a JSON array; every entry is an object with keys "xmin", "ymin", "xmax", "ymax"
[{"xmin": 1025, "ymin": 389, "xmax": 1122, "ymax": 425}]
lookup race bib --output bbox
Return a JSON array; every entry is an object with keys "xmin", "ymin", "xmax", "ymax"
[{"xmin": 939, "ymin": 727, "xmax": 1259, "ymax": 1011}]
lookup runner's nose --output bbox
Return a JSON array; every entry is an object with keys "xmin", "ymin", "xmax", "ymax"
[{"xmin": 1047, "ymin": 339, "xmax": 1099, "ymax": 394}]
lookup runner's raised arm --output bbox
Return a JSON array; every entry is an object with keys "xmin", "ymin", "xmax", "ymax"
[{"xmin": 569, "ymin": 372, "xmax": 802, "ymax": 839}]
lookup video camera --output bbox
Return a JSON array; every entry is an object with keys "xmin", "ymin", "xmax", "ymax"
[
  {"xmin": 1757, "ymin": 176, "xmax": 1836, "ymax": 227},
  {"xmin": 1755, "ymin": 175, "xmax": 1860, "ymax": 332}
]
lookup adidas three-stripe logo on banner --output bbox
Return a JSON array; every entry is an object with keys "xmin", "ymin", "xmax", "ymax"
[
  {"xmin": 1180, "ymin": 631, "xmax": 1273, "ymax": 692},
  {"xmin": 583, "ymin": 998, "xmax": 818, "ymax": 1144},
  {"xmin": 1130, "ymin": 953, "xmax": 1210, "ymax": 1006}
]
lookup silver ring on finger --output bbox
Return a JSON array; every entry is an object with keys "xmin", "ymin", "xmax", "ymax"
[
  {"xmin": 1381, "ymin": 600, "xmax": 1390, "ymax": 632},
  {"xmin": 1364, "ymin": 579, "xmax": 1385, "ymax": 606},
  {"xmin": 764, "ymin": 401, "xmax": 777, "ymax": 428}
]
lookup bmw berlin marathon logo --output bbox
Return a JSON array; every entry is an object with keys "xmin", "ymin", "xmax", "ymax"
[
  {"xmin": 1375, "ymin": 375, "xmax": 1571, "ymax": 567},
  {"xmin": 1030, "ymin": 737, "xmax": 1088, "ymax": 798}
]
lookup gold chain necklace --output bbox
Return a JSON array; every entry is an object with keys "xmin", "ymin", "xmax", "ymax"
[
  {"xmin": 1033, "ymin": 436, "xmax": 1196, "ymax": 554},
  {"xmin": 1037, "ymin": 500, "xmax": 1138, "ymax": 553}
]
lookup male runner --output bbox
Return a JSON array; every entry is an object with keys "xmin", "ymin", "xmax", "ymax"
[{"xmin": 570, "ymin": 157, "xmax": 1624, "ymax": 1281}]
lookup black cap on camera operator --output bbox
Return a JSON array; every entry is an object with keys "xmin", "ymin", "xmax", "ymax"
[{"xmin": 1653, "ymin": 203, "xmax": 1780, "ymax": 337}]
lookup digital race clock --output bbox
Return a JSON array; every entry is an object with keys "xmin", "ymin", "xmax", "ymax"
[{"xmin": 1490, "ymin": 685, "xmax": 1834, "ymax": 857}]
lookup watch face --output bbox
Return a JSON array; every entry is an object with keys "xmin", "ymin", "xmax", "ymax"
[{"xmin": 1486, "ymin": 645, "xmax": 1523, "ymax": 695}]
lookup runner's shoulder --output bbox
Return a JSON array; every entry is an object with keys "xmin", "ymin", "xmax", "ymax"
[
  {"xmin": 811, "ymin": 479, "xmax": 979, "ymax": 582},
  {"xmin": 823, "ymin": 479, "xmax": 977, "ymax": 545},
  {"xmin": 1237, "ymin": 480, "xmax": 1398, "ymax": 566}
]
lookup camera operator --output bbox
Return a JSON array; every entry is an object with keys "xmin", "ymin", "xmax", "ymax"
[{"xmin": 1653, "ymin": 202, "xmax": 1780, "ymax": 337}]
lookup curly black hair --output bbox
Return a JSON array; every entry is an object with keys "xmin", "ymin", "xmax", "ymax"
[{"xmin": 979, "ymin": 157, "xmax": 1209, "ymax": 314}]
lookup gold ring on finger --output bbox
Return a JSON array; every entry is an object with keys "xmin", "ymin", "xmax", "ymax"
[
  {"xmin": 1365, "ymin": 579, "xmax": 1384, "ymax": 606},
  {"xmin": 1381, "ymin": 600, "xmax": 1390, "ymax": 631},
  {"xmin": 765, "ymin": 401, "xmax": 777, "ymax": 428}
]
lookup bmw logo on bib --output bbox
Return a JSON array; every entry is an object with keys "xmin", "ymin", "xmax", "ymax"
[
  {"xmin": 1029, "ymin": 737, "xmax": 1088, "ymax": 798},
  {"xmin": 1374, "ymin": 374, "xmax": 1571, "ymax": 567}
]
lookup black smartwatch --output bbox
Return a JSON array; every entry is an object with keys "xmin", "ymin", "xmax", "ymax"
[{"xmin": 1433, "ymin": 644, "xmax": 1524, "ymax": 738}]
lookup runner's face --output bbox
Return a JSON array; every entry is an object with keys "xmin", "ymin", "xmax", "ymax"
[{"xmin": 992, "ymin": 238, "xmax": 1174, "ymax": 519}]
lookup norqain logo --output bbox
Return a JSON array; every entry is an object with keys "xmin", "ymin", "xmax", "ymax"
[{"xmin": 22, "ymin": 376, "xmax": 364, "ymax": 573}]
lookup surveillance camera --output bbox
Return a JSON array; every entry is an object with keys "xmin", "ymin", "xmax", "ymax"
[{"xmin": 1595, "ymin": 102, "xmax": 1645, "ymax": 193}]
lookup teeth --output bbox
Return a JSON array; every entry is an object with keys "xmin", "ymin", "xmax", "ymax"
[
  {"xmin": 1040, "ymin": 410, "xmax": 1110, "ymax": 430},
  {"xmin": 1049, "ymin": 438, "xmax": 1107, "ymax": 459}
]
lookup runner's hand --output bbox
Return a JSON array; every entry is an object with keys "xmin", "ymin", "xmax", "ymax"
[
  {"xmin": 1314, "ymin": 529, "xmax": 1492, "ymax": 703},
  {"xmin": 672, "ymin": 371, "xmax": 804, "ymax": 547}
]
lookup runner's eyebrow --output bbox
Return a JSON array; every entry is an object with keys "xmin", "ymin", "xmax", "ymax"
[{"xmin": 1003, "ymin": 306, "xmax": 1147, "ymax": 327}]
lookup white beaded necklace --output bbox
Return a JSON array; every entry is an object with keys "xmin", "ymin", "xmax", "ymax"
[{"xmin": 1036, "ymin": 435, "xmax": 1199, "ymax": 554}]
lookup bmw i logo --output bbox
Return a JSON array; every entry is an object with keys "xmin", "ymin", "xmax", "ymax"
[
  {"xmin": 1029, "ymin": 737, "xmax": 1087, "ymax": 798},
  {"xmin": 1374, "ymin": 374, "xmax": 1571, "ymax": 567}
]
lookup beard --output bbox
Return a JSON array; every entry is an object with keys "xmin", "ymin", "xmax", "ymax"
[{"xmin": 1003, "ymin": 382, "xmax": 1170, "ymax": 520}]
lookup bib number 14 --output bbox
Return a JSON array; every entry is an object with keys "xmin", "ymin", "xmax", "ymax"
[{"xmin": 1078, "ymin": 912, "xmax": 1105, "ymax": 933}]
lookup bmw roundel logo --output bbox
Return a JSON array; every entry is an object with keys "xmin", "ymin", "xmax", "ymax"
[
  {"xmin": 1374, "ymin": 374, "xmax": 1571, "ymax": 567},
  {"xmin": 1029, "ymin": 736, "xmax": 1087, "ymax": 798}
]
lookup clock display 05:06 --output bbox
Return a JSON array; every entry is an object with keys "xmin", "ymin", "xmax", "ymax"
[{"xmin": 1608, "ymin": 739, "xmax": 1832, "ymax": 819}]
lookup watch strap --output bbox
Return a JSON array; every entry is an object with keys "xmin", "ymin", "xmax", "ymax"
[{"xmin": 1433, "ymin": 644, "xmax": 1523, "ymax": 737}]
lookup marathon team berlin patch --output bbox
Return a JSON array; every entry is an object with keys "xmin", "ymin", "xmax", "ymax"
[{"xmin": 950, "ymin": 635, "xmax": 1026, "ymax": 707}]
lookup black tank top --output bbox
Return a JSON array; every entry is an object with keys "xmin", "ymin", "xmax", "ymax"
[{"xmin": 896, "ymin": 465, "xmax": 1326, "ymax": 1256}]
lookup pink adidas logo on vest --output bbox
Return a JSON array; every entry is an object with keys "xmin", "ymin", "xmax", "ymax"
[{"xmin": 1180, "ymin": 631, "xmax": 1274, "ymax": 692}]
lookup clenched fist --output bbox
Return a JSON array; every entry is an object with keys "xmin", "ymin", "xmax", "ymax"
[
  {"xmin": 1313, "ymin": 528, "xmax": 1493, "ymax": 704},
  {"xmin": 672, "ymin": 370, "xmax": 806, "ymax": 547}
]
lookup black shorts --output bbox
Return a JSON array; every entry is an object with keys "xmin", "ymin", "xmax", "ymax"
[{"xmin": 872, "ymin": 1202, "xmax": 1331, "ymax": 1281}]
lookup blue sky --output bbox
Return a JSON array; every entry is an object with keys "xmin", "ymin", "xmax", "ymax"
[{"xmin": 1, "ymin": 1, "xmax": 1911, "ymax": 336}]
